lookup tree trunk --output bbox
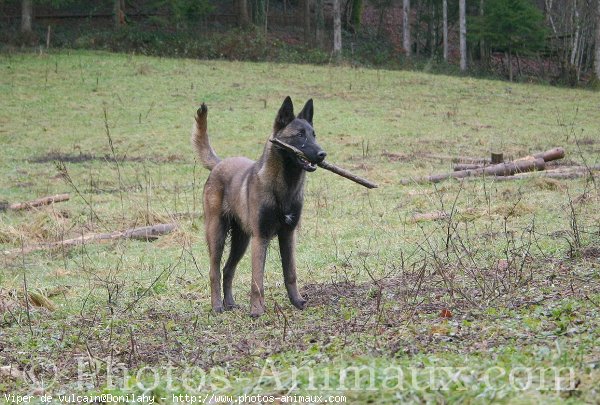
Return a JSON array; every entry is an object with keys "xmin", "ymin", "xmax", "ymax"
[
  {"xmin": 252, "ymin": 0, "xmax": 266, "ymax": 26},
  {"xmin": 403, "ymin": 0, "xmax": 411, "ymax": 57},
  {"xmin": 443, "ymin": 0, "xmax": 448, "ymax": 61},
  {"xmin": 113, "ymin": 0, "xmax": 125, "ymax": 29},
  {"xmin": 303, "ymin": 0, "xmax": 311, "ymax": 45},
  {"xmin": 237, "ymin": 0, "xmax": 251, "ymax": 28},
  {"xmin": 459, "ymin": 0, "xmax": 467, "ymax": 71},
  {"xmin": 508, "ymin": 49, "xmax": 513, "ymax": 81},
  {"xmin": 350, "ymin": 0, "xmax": 363, "ymax": 32},
  {"xmin": 21, "ymin": 0, "xmax": 32, "ymax": 33},
  {"xmin": 316, "ymin": 0, "xmax": 325, "ymax": 47},
  {"xmin": 479, "ymin": 0, "xmax": 485, "ymax": 62},
  {"xmin": 594, "ymin": 0, "xmax": 600, "ymax": 79},
  {"xmin": 570, "ymin": 0, "xmax": 580, "ymax": 66},
  {"xmin": 415, "ymin": 1, "xmax": 421, "ymax": 57},
  {"xmin": 333, "ymin": 0, "xmax": 342, "ymax": 60}
]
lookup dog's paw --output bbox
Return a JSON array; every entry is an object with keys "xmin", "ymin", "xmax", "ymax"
[
  {"xmin": 291, "ymin": 298, "xmax": 307, "ymax": 310},
  {"xmin": 212, "ymin": 305, "xmax": 224, "ymax": 314},
  {"xmin": 250, "ymin": 304, "xmax": 265, "ymax": 318},
  {"xmin": 223, "ymin": 301, "xmax": 239, "ymax": 311}
]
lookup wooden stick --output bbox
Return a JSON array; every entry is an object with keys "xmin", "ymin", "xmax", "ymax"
[
  {"xmin": 3, "ymin": 223, "xmax": 178, "ymax": 255},
  {"xmin": 4, "ymin": 194, "xmax": 70, "ymax": 212},
  {"xmin": 270, "ymin": 138, "xmax": 378, "ymax": 189}
]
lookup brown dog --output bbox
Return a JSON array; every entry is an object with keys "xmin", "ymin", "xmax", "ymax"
[{"xmin": 191, "ymin": 97, "xmax": 326, "ymax": 317}]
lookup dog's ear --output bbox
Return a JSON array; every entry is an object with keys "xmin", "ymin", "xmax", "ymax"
[
  {"xmin": 297, "ymin": 99, "xmax": 313, "ymax": 125},
  {"xmin": 274, "ymin": 96, "xmax": 295, "ymax": 132}
]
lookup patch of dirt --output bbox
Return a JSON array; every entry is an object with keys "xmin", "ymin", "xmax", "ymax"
[{"xmin": 29, "ymin": 152, "xmax": 185, "ymax": 164}]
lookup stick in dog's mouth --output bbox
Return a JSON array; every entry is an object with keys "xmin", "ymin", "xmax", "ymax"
[{"xmin": 270, "ymin": 138, "xmax": 378, "ymax": 189}]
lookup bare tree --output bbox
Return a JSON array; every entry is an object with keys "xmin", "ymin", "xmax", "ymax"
[
  {"xmin": 333, "ymin": 0, "xmax": 342, "ymax": 60},
  {"xmin": 316, "ymin": 0, "xmax": 325, "ymax": 47},
  {"xmin": 479, "ymin": 0, "xmax": 485, "ymax": 61},
  {"xmin": 459, "ymin": 0, "xmax": 467, "ymax": 70},
  {"xmin": 21, "ymin": 0, "xmax": 32, "ymax": 33},
  {"xmin": 545, "ymin": 0, "xmax": 596, "ymax": 83},
  {"xmin": 443, "ymin": 0, "xmax": 448, "ymax": 61},
  {"xmin": 236, "ymin": 0, "xmax": 251, "ymax": 28},
  {"xmin": 596, "ymin": 0, "xmax": 600, "ymax": 78},
  {"xmin": 113, "ymin": 0, "xmax": 125, "ymax": 29},
  {"xmin": 303, "ymin": 0, "xmax": 311, "ymax": 45},
  {"xmin": 403, "ymin": 0, "xmax": 411, "ymax": 56}
]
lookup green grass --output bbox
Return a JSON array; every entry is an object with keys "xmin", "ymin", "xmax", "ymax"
[{"xmin": 1, "ymin": 50, "xmax": 599, "ymax": 403}]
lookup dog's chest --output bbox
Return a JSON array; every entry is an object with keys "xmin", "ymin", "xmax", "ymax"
[{"xmin": 258, "ymin": 200, "xmax": 302, "ymax": 238}]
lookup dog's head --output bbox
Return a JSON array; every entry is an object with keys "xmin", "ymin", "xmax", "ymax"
[{"xmin": 272, "ymin": 96, "xmax": 327, "ymax": 172}]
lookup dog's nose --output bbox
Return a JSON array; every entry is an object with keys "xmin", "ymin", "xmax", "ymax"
[{"xmin": 317, "ymin": 151, "xmax": 327, "ymax": 162}]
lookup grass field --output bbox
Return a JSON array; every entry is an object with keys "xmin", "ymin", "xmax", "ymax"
[{"xmin": 1, "ymin": 50, "xmax": 599, "ymax": 403}]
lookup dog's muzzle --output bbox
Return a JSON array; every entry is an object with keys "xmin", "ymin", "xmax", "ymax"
[{"xmin": 298, "ymin": 150, "xmax": 326, "ymax": 172}]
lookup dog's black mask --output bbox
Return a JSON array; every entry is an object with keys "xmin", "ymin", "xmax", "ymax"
[{"xmin": 273, "ymin": 97, "xmax": 327, "ymax": 172}]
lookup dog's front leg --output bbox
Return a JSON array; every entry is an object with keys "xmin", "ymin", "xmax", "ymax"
[
  {"xmin": 250, "ymin": 237, "xmax": 268, "ymax": 317},
  {"xmin": 278, "ymin": 230, "xmax": 307, "ymax": 310}
]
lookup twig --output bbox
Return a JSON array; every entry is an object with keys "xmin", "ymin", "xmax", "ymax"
[{"xmin": 270, "ymin": 138, "xmax": 378, "ymax": 189}]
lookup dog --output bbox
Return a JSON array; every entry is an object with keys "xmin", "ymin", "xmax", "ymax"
[{"xmin": 191, "ymin": 97, "xmax": 327, "ymax": 317}]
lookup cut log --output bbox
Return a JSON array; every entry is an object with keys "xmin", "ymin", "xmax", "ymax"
[
  {"xmin": 3, "ymin": 223, "xmax": 178, "ymax": 255},
  {"xmin": 533, "ymin": 147, "xmax": 565, "ymax": 162},
  {"xmin": 451, "ymin": 156, "xmax": 490, "ymax": 164},
  {"xmin": 403, "ymin": 147, "xmax": 566, "ymax": 185},
  {"xmin": 270, "ymin": 138, "xmax": 378, "ymax": 189},
  {"xmin": 491, "ymin": 152, "xmax": 504, "ymax": 164},
  {"xmin": 453, "ymin": 163, "xmax": 484, "ymax": 171},
  {"xmin": 461, "ymin": 165, "xmax": 600, "ymax": 182},
  {"xmin": 2, "ymin": 194, "xmax": 70, "ymax": 212}
]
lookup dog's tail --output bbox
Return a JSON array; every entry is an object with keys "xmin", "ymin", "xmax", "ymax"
[{"xmin": 191, "ymin": 103, "xmax": 221, "ymax": 171}]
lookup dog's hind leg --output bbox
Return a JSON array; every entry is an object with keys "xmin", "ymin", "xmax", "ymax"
[
  {"xmin": 206, "ymin": 216, "xmax": 228, "ymax": 313},
  {"xmin": 250, "ymin": 237, "xmax": 269, "ymax": 317},
  {"xmin": 222, "ymin": 222, "xmax": 250, "ymax": 310},
  {"xmin": 278, "ymin": 230, "xmax": 307, "ymax": 310}
]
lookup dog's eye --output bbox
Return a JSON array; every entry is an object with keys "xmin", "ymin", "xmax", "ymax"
[{"xmin": 297, "ymin": 130, "xmax": 305, "ymax": 137}]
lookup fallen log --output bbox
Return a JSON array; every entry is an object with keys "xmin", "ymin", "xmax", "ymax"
[
  {"xmin": 452, "ymin": 147, "xmax": 565, "ymax": 172},
  {"xmin": 453, "ymin": 163, "xmax": 485, "ymax": 171},
  {"xmin": 270, "ymin": 138, "xmax": 378, "ymax": 189},
  {"xmin": 533, "ymin": 147, "xmax": 565, "ymax": 162},
  {"xmin": 404, "ymin": 147, "xmax": 567, "ymax": 185},
  {"xmin": 451, "ymin": 156, "xmax": 490, "ymax": 164},
  {"xmin": 406, "ymin": 157, "xmax": 546, "ymax": 184},
  {"xmin": 0, "ymin": 194, "xmax": 70, "ymax": 212},
  {"xmin": 3, "ymin": 223, "xmax": 178, "ymax": 255},
  {"xmin": 461, "ymin": 165, "xmax": 600, "ymax": 182}
]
